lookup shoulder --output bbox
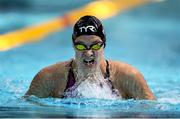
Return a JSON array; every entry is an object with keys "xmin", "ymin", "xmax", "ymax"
[
  {"xmin": 108, "ymin": 60, "xmax": 155, "ymax": 100},
  {"xmin": 32, "ymin": 59, "xmax": 73, "ymax": 86},
  {"xmin": 108, "ymin": 60, "xmax": 146, "ymax": 92},
  {"xmin": 37, "ymin": 59, "xmax": 72, "ymax": 79},
  {"xmin": 25, "ymin": 59, "xmax": 73, "ymax": 97},
  {"xmin": 108, "ymin": 60, "xmax": 143, "ymax": 79}
]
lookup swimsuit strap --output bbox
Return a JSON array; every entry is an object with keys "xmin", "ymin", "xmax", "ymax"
[
  {"xmin": 65, "ymin": 60, "xmax": 76, "ymax": 90},
  {"xmin": 105, "ymin": 60, "xmax": 110, "ymax": 79},
  {"xmin": 69, "ymin": 59, "xmax": 73, "ymax": 68},
  {"xmin": 105, "ymin": 60, "xmax": 117, "ymax": 92}
]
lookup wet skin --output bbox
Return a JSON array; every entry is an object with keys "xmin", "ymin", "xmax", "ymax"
[{"xmin": 25, "ymin": 35, "xmax": 155, "ymax": 100}]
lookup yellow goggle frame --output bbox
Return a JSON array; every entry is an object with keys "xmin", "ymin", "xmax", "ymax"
[{"xmin": 74, "ymin": 42, "xmax": 103, "ymax": 51}]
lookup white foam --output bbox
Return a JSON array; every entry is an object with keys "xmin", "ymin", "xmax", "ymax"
[
  {"xmin": 64, "ymin": 67, "xmax": 121, "ymax": 100},
  {"xmin": 158, "ymin": 98, "xmax": 180, "ymax": 105}
]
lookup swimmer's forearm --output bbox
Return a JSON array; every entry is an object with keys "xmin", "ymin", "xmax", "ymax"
[
  {"xmin": 121, "ymin": 69, "xmax": 156, "ymax": 100},
  {"xmin": 127, "ymin": 76, "xmax": 156, "ymax": 100},
  {"xmin": 25, "ymin": 80, "xmax": 49, "ymax": 98}
]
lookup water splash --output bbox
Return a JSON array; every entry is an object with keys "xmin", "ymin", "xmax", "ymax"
[{"xmin": 64, "ymin": 67, "xmax": 121, "ymax": 100}]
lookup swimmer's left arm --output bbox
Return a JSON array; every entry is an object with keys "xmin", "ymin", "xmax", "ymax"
[
  {"xmin": 113, "ymin": 61, "xmax": 156, "ymax": 100},
  {"xmin": 122, "ymin": 68, "xmax": 156, "ymax": 100}
]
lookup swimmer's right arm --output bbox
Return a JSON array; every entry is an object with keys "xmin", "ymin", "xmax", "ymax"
[{"xmin": 25, "ymin": 70, "xmax": 53, "ymax": 98}]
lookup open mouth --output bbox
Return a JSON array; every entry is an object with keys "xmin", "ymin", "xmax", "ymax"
[{"xmin": 83, "ymin": 59, "xmax": 95, "ymax": 66}]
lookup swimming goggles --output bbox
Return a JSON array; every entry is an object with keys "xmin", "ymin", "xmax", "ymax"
[{"xmin": 74, "ymin": 42, "xmax": 104, "ymax": 51}]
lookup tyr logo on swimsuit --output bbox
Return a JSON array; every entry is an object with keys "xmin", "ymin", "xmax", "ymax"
[{"xmin": 79, "ymin": 25, "xmax": 97, "ymax": 33}]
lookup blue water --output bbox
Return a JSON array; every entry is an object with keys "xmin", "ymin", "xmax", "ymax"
[{"xmin": 0, "ymin": 0, "xmax": 180, "ymax": 118}]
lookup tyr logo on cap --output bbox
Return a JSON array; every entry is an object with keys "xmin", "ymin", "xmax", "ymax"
[{"xmin": 79, "ymin": 25, "xmax": 97, "ymax": 33}]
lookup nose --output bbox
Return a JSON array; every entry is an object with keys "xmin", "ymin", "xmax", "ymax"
[{"xmin": 84, "ymin": 50, "xmax": 93, "ymax": 57}]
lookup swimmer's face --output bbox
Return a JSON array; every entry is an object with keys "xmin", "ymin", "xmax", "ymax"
[{"xmin": 73, "ymin": 35, "xmax": 104, "ymax": 68}]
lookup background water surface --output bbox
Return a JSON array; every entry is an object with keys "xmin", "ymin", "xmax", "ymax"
[{"xmin": 0, "ymin": 0, "xmax": 180, "ymax": 118}]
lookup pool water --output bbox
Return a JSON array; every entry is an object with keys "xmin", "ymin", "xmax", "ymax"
[{"xmin": 0, "ymin": 0, "xmax": 180, "ymax": 118}]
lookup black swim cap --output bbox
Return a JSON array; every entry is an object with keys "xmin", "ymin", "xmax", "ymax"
[{"xmin": 72, "ymin": 15, "xmax": 106, "ymax": 47}]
